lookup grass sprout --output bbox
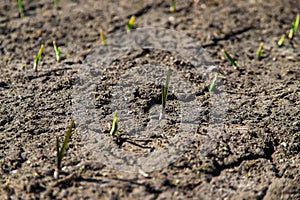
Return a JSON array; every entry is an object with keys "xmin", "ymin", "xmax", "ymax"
[
  {"xmin": 126, "ymin": 15, "xmax": 135, "ymax": 32},
  {"xmin": 278, "ymin": 34, "xmax": 285, "ymax": 47},
  {"xmin": 222, "ymin": 49, "xmax": 237, "ymax": 70},
  {"xmin": 160, "ymin": 69, "xmax": 171, "ymax": 120},
  {"xmin": 110, "ymin": 110, "xmax": 119, "ymax": 136},
  {"xmin": 53, "ymin": 41, "xmax": 61, "ymax": 62},
  {"xmin": 209, "ymin": 72, "xmax": 219, "ymax": 92},
  {"xmin": 17, "ymin": 0, "xmax": 24, "ymax": 18},
  {"xmin": 288, "ymin": 13, "xmax": 299, "ymax": 39},
  {"xmin": 34, "ymin": 44, "xmax": 44, "ymax": 72},
  {"xmin": 54, "ymin": 120, "xmax": 75, "ymax": 179},
  {"xmin": 170, "ymin": 0, "xmax": 176, "ymax": 13},
  {"xmin": 100, "ymin": 30, "xmax": 106, "ymax": 45},
  {"xmin": 54, "ymin": 0, "xmax": 59, "ymax": 6},
  {"xmin": 256, "ymin": 42, "xmax": 264, "ymax": 60}
]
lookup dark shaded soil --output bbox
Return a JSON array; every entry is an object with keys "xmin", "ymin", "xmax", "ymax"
[{"xmin": 1, "ymin": 0, "xmax": 300, "ymax": 199}]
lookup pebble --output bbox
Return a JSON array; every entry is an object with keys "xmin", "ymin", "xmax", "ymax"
[
  {"xmin": 280, "ymin": 142, "xmax": 287, "ymax": 148},
  {"xmin": 168, "ymin": 16, "xmax": 175, "ymax": 22},
  {"xmin": 292, "ymin": 121, "xmax": 300, "ymax": 127}
]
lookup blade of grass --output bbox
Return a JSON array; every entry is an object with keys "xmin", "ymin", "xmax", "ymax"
[
  {"xmin": 278, "ymin": 34, "xmax": 285, "ymax": 47},
  {"xmin": 126, "ymin": 16, "xmax": 135, "ymax": 33},
  {"xmin": 54, "ymin": 0, "xmax": 59, "ymax": 6},
  {"xmin": 222, "ymin": 49, "xmax": 237, "ymax": 70},
  {"xmin": 209, "ymin": 72, "xmax": 219, "ymax": 92},
  {"xmin": 170, "ymin": 0, "xmax": 176, "ymax": 13},
  {"xmin": 56, "ymin": 120, "xmax": 74, "ymax": 171},
  {"xmin": 256, "ymin": 42, "xmax": 264, "ymax": 60},
  {"xmin": 34, "ymin": 45, "xmax": 44, "ymax": 72},
  {"xmin": 162, "ymin": 69, "xmax": 171, "ymax": 109},
  {"xmin": 288, "ymin": 13, "xmax": 299, "ymax": 39},
  {"xmin": 17, "ymin": 0, "xmax": 24, "ymax": 18},
  {"xmin": 53, "ymin": 41, "xmax": 61, "ymax": 62},
  {"xmin": 160, "ymin": 69, "xmax": 171, "ymax": 120},
  {"xmin": 100, "ymin": 30, "xmax": 106, "ymax": 45},
  {"xmin": 110, "ymin": 110, "xmax": 119, "ymax": 136}
]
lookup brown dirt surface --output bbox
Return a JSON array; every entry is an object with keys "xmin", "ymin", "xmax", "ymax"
[{"xmin": 1, "ymin": 0, "xmax": 300, "ymax": 199}]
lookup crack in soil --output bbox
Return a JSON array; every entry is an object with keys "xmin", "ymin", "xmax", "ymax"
[
  {"xmin": 215, "ymin": 140, "xmax": 275, "ymax": 176},
  {"xmin": 202, "ymin": 26, "xmax": 254, "ymax": 47}
]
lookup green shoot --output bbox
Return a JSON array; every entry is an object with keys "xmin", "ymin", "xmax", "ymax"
[
  {"xmin": 53, "ymin": 41, "xmax": 61, "ymax": 62},
  {"xmin": 54, "ymin": 0, "xmax": 59, "ymax": 6},
  {"xmin": 110, "ymin": 110, "xmax": 119, "ymax": 136},
  {"xmin": 100, "ymin": 30, "xmax": 106, "ymax": 45},
  {"xmin": 278, "ymin": 34, "xmax": 285, "ymax": 47},
  {"xmin": 54, "ymin": 120, "xmax": 74, "ymax": 179},
  {"xmin": 17, "ymin": 0, "xmax": 24, "ymax": 18},
  {"xmin": 160, "ymin": 69, "xmax": 171, "ymax": 120},
  {"xmin": 209, "ymin": 72, "xmax": 219, "ymax": 92},
  {"xmin": 170, "ymin": 0, "xmax": 176, "ymax": 13},
  {"xmin": 222, "ymin": 49, "xmax": 237, "ymax": 70},
  {"xmin": 126, "ymin": 15, "xmax": 135, "ymax": 32},
  {"xmin": 288, "ymin": 13, "xmax": 299, "ymax": 39},
  {"xmin": 34, "ymin": 45, "xmax": 44, "ymax": 72},
  {"xmin": 256, "ymin": 42, "xmax": 264, "ymax": 60}
]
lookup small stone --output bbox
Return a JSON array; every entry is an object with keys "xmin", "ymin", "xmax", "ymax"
[
  {"xmin": 292, "ymin": 121, "xmax": 300, "ymax": 127},
  {"xmin": 138, "ymin": 169, "xmax": 150, "ymax": 178},
  {"xmin": 281, "ymin": 142, "xmax": 287, "ymax": 148},
  {"xmin": 168, "ymin": 16, "xmax": 175, "ymax": 22}
]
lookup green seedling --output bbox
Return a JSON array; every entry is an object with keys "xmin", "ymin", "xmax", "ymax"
[
  {"xmin": 170, "ymin": 0, "xmax": 176, "ymax": 13},
  {"xmin": 126, "ymin": 15, "xmax": 135, "ymax": 32},
  {"xmin": 160, "ymin": 69, "xmax": 171, "ymax": 120},
  {"xmin": 17, "ymin": 0, "xmax": 24, "ymax": 18},
  {"xmin": 54, "ymin": 0, "xmax": 59, "ymax": 6},
  {"xmin": 278, "ymin": 34, "xmax": 285, "ymax": 47},
  {"xmin": 222, "ymin": 49, "xmax": 237, "ymax": 70},
  {"xmin": 53, "ymin": 41, "xmax": 61, "ymax": 62},
  {"xmin": 288, "ymin": 13, "xmax": 299, "ymax": 39},
  {"xmin": 34, "ymin": 44, "xmax": 44, "ymax": 72},
  {"xmin": 100, "ymin": 30, "xmax": 106, "ymax": 45},
  {"xmin": 256, "ymin": 42, "xmax": 264, "ymax": 60},
  {"xmin": 110, "ymin": 110, "xmax": 119, "ymax": 136},
  {"xmin": 209, "ymin": 72, "xmax": 219, "ymax": 92},
  {"xmin": 54, "ymin": 120, "xmax": 74, "ymax": 179}
]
